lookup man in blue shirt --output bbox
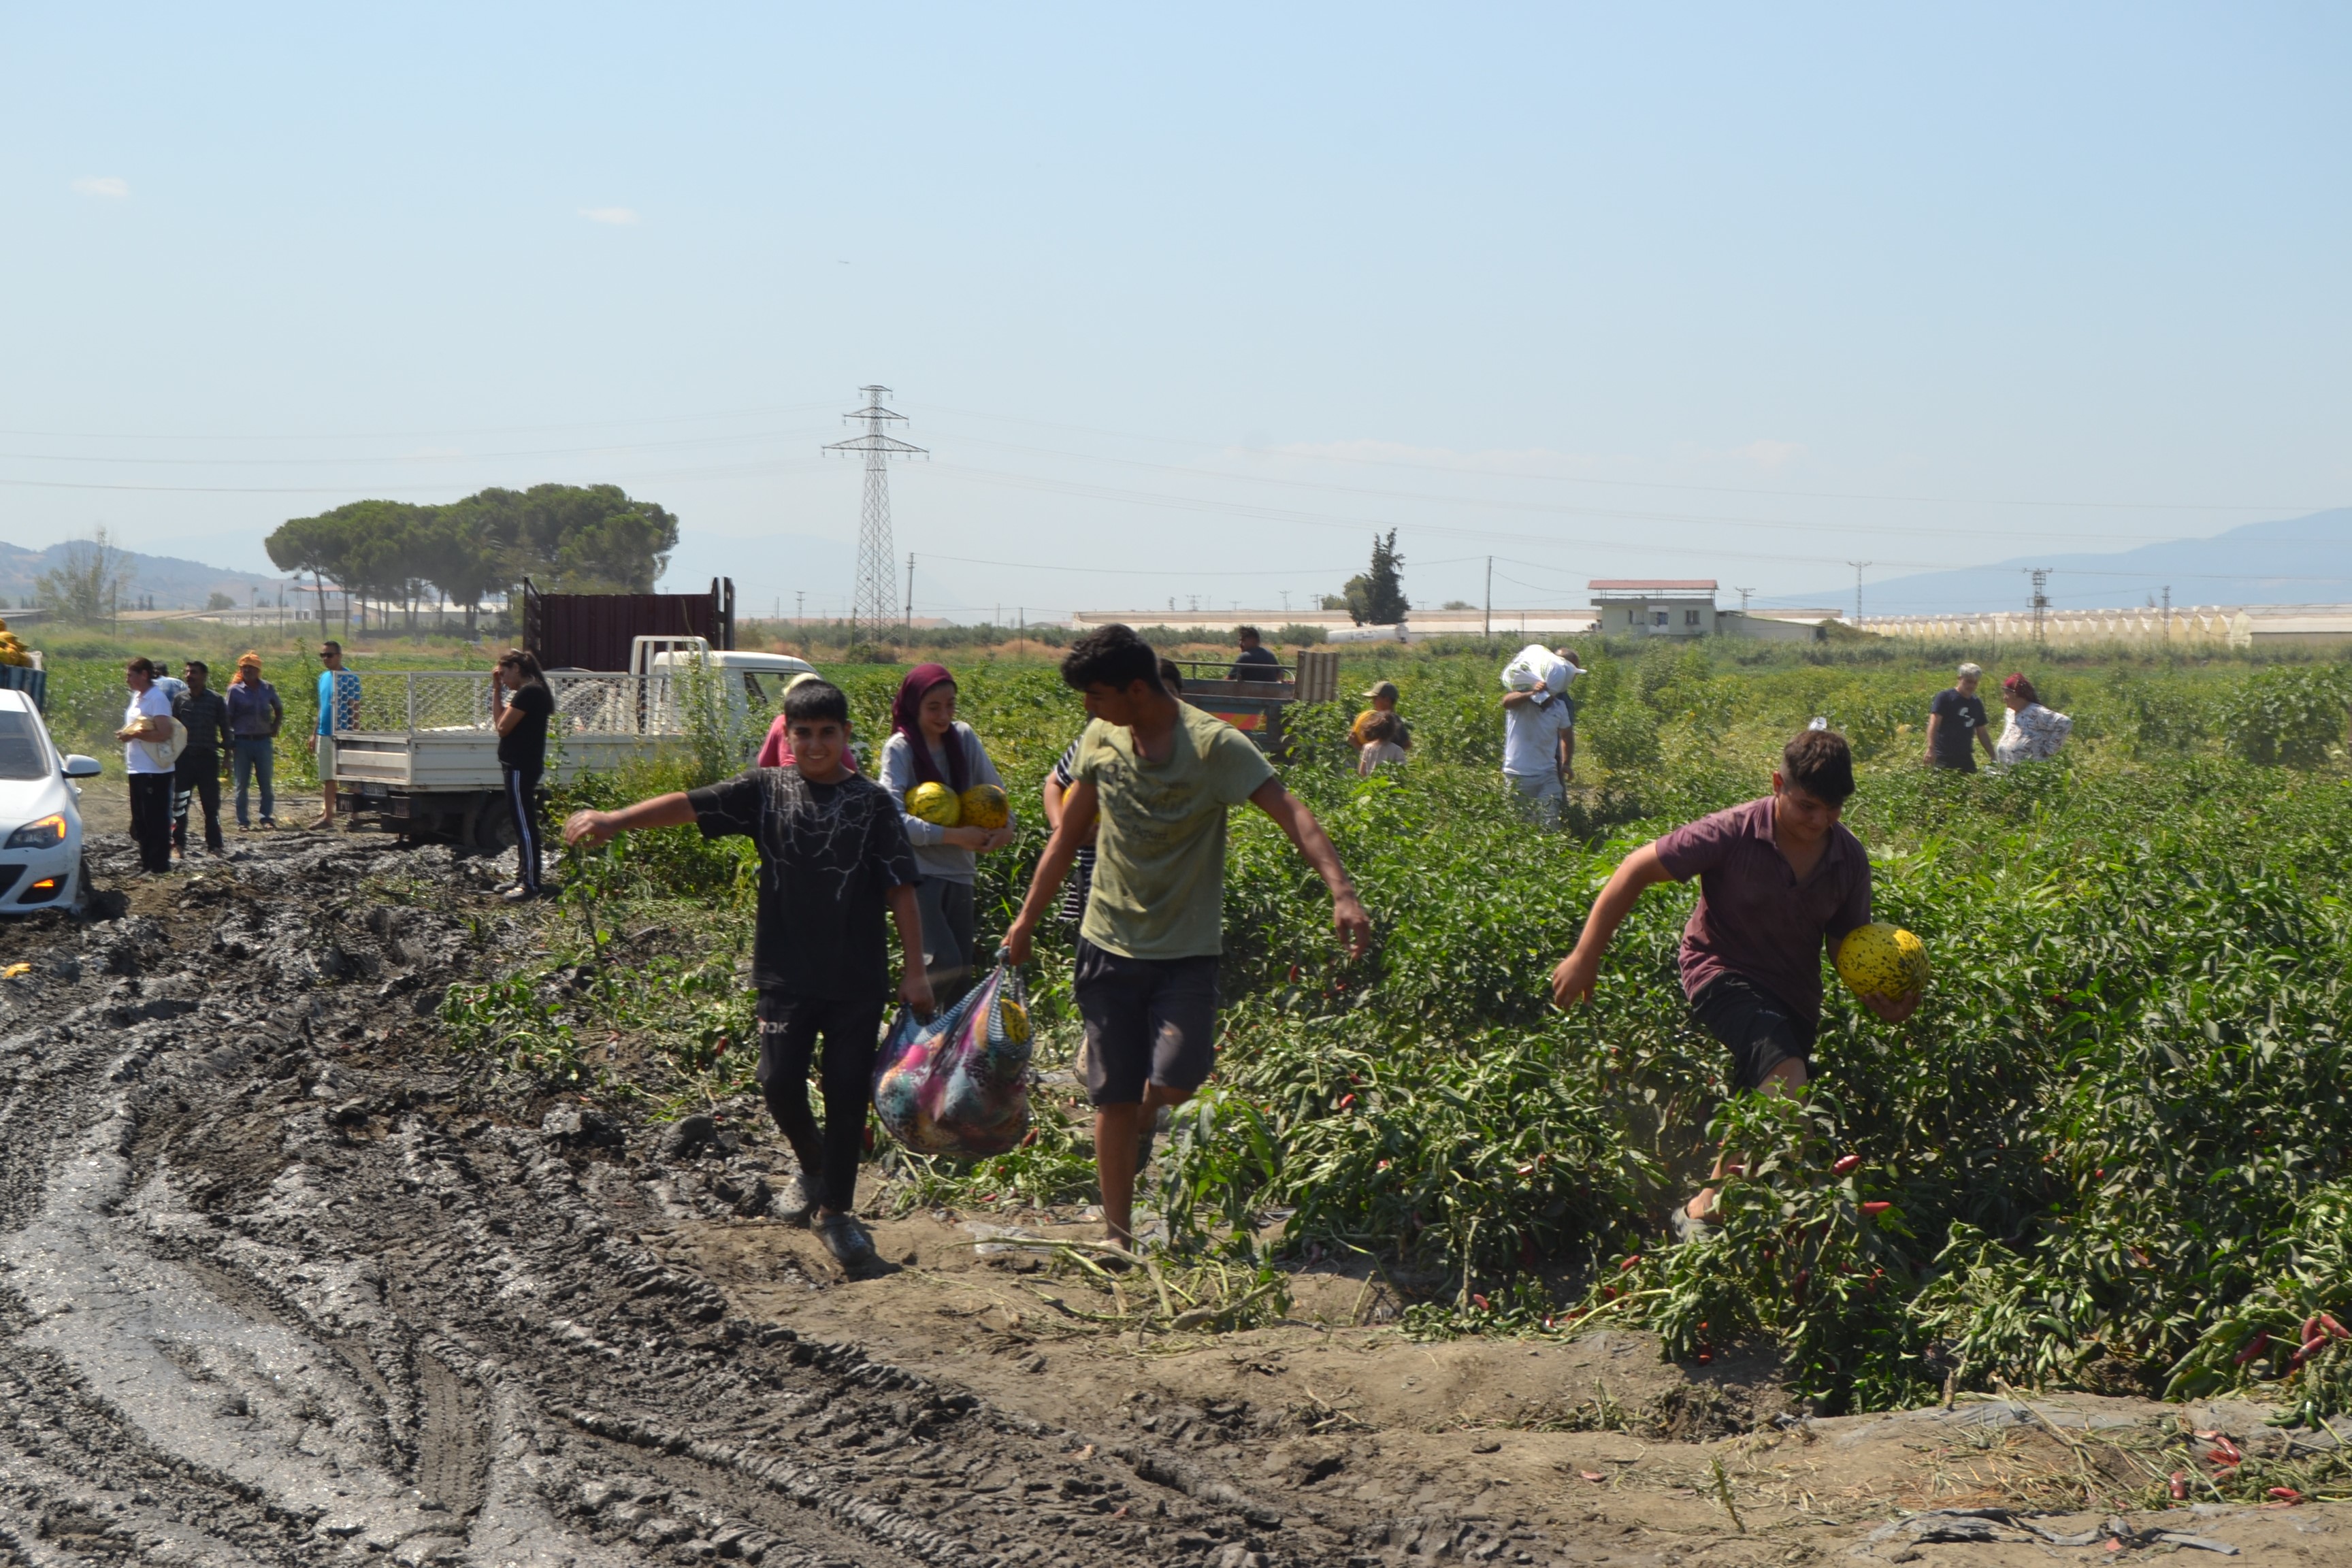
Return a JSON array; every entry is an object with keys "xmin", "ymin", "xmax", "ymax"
[
  {"xmin": 308, "ymin": 641, "xmax": 359, "ymax": 830},
  {"xmin": 225, "ymin": 652, "xmax": 283, "ymax": 828}
]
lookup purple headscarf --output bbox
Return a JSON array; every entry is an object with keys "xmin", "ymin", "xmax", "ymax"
[{"xmin": 892, "ymin": 664, "xmax": 968, "ymax": 791}]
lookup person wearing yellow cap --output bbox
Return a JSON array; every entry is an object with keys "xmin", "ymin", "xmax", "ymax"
[{"xmin": 225, "ymin": 653, "xmax": 284, "ymax": 829}]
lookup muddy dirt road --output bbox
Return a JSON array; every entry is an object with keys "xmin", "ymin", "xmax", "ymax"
[{"xmin": 0, "ymin": 830, "xmax": 2338, "ymax": 1565}]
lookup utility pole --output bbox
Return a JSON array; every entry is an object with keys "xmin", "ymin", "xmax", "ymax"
[
  {"xmin": 1484, "ymin": 555, "xmax": 1492, "ymax": 641},
  {"xmin": 1279, "ymin": 590, "xmax": 1290, "ymax": 613},
  {"xmin": 2161, "ymin": 584, "xmax": 2172, "ymax": 642},
  {"xmin": 1846, "ymin": 561, "xmax": 1871, "ymax": 626},
  {"xmin": 796, "ymin": 590, "xmax": 805, "ymax": 626},
  {"xmin": 904, "ymin": 553, "xmax": 915, "ymax": 630},
  {"xmin": 824, "ymin": 386, "xmax": 926, "ymax": 649},
  {"xmin": 1734, "ymin": 585, "xmax": 1753, "ymax": 613},
  {"xmin": 2029, "ymin": 568, "xmax": 2051, "ymax": 644}
]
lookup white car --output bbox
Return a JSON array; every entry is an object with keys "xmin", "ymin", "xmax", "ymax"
[{"xmin": 0, "ymin": 689, "xmax": 102, "ymax": 912}]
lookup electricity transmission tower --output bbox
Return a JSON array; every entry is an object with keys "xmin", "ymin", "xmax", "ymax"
[
  {"xmin": 1846, "ymin": 561, "xmax": 1871, "ymax": 625},
  {"xmin": 2029, "ymin": 568, "xmax": 2051, "ymax": 644},
  {"xmin": 825, "ymin": 387, "xmax": 926, "ymax": 647}
]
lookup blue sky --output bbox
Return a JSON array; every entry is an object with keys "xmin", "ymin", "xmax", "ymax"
[{"xmin": 2, "ymin": 4, "xmax": 2345, "ymax": 618}]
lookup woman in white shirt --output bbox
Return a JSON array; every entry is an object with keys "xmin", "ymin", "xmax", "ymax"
[
  {"xmin": 1994, "ymin": 674, "xmax": 2072, "ymax": 765},
  {"xmin": 116, "ymin": 657, "xmax": 178, "ymax": 873}
]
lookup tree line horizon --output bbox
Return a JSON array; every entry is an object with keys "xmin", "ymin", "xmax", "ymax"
[{"xmin": 263, "ymin": 483, "xmax": 681, "ymax": 637}]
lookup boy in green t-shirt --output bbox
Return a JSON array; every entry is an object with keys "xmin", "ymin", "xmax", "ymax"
[{"xmin": 1004, "ymin": 624, "xmax": 1371, "ymax": 1252}]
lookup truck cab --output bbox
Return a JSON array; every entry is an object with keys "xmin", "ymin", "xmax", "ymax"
[{"xmin": 634, "ymin": 639, "xmax": 815, "ymax": 728}]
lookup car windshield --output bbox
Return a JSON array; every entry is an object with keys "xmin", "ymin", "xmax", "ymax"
[{"xmin": 0, "ymin": 711, "xmax": 48, "ymax": 781}]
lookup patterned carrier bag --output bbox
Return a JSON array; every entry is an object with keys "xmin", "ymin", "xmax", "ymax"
[{"xmin": 871, "ymin": 960, "xmax": 1033, "ymax": 1158}]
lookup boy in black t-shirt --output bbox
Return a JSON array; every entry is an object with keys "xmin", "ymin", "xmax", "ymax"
[{"xmin": 563, "ymin": 679, "xmax": 930, "ymax": 1277}]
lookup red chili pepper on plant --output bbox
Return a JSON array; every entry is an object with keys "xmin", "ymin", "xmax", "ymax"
[
  {"xmin": 1861, "ymin": 1201, "xmax": 1892, "ymax": 1217},
  {"xmin": 1832, "ymin": 1154, "xmax": 1862, "ymax": 1177}
]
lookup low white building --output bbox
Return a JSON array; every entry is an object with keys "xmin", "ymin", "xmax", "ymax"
[{"xmin": 1590, "ymin": 580, "xmax": 1719, "ymax": 637}]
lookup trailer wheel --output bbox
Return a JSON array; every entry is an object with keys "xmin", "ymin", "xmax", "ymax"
[{"xmin": 463, "ymin": 794, "xmax": 516, "ymax": 856}]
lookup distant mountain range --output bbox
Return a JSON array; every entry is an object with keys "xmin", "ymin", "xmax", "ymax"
[
  {"xmin": 1791, "ymin": 507, "xmax": 2352, "ymax": 617},
  {"xmin": 0, "ymin": 540, "xmax": 292, "ymax": 611}
]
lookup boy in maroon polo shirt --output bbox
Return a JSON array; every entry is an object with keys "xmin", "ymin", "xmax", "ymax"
[{"xmin": 1549, "ymin": 728, "xmax": 1920, "ymax": 1239}]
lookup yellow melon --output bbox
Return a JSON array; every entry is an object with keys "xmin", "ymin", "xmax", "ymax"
[
  {"xmin": 996, "ymin": 997, "xmax": 1030, "ymax": 1043},
  {"xmin": 959, "ymin": 784, "xmax": 1010, "ymax": 830},
  {"xmin": 906, "ymin": 781, "xmax": 962, "ymax": 826},
  {"xmin": 1835, "ymin": 923, "xmax": 1930, "ymax": 1000}
]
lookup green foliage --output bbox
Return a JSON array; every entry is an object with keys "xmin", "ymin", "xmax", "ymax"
[
  {"xmin": 2217, "ymin": 665, "xmax": 2349, "ymax": 768},
  {"xmin": 1337, "ymin": 529, "xmax": 1409, "ymax": 625},
  {"xmin": 423, "ymin": 636, "xmax": 2352, "ymax": 1420},
  {"xmin": 33, "ymin": 528, "xmax": 131, "ymax": 624},
  {"xmin": 266, "ymin": 482, "xmax": 681, "ymax": 634}
]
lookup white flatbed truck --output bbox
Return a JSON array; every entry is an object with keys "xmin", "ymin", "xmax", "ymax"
[{"xmin": 325, "ymin": 637, "xmax": 814, "ymax": 850}]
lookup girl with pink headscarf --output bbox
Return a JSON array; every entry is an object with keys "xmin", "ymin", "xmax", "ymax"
[{"xmin": 879, "ymin": 664, "xmax": 1015, "ymax": 1002}]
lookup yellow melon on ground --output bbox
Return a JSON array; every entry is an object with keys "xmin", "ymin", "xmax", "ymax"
[
  {"xmin": 906, "ymin": 781, "xmax": 962, "ymax": 826},
  {"xmin": 959, "ymin": 784, "xmax": 1010, "ymax": 830},
  {"xmin": 1836, "ymin": 922, "xmax": 1930, "ymax": 1000}
]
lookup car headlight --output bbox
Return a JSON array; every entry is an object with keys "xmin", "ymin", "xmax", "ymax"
[{"xmin": 4, "ymin": 815, "xmax": 65, "ymax": 850}]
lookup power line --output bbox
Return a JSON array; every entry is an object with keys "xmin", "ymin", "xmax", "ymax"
[
  {"xmin": 0, "ymin": 401, "xmax": 842, "ymax": 444},
  {"xmin": 940, "ymin": 431, "xmax": 2260, "ymax": 546},
  {"xmin": 919, "ymin": 401, "xmax": 2338, "ymax": 515}
]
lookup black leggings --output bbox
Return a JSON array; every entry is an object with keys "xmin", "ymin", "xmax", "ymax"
[
  {"xmin": 504, "ymin": 764, "xmax": 542, "ymax": 892},
  {"xmin": 755, "ymin": 991, "xmax": 883, "ymax": 1214}
]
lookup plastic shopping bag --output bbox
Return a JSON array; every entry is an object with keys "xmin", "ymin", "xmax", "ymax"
[
  {"xmin": 871, "ymin": 963, "xmax": 1033, "ymax": 1158},
  {"xmin": 1501, "ymin": 642, "xmax": 1568, "ymax": 695}
]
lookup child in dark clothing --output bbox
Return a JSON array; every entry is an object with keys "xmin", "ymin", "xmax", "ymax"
[{"xmin": 562, "ymin": 679, "xmax": 930, "ymax": 1276}]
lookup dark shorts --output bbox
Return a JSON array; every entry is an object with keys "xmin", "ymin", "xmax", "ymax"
[
  {"xmin": 1690, "ymin": 973, "xmax": 1816, "ymax": 1093},
  {"xmin": 1073, "ymin": 938, "xmax": 1220, "ymax": 1107}
]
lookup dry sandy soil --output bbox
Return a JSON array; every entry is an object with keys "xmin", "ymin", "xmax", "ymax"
[{"xmin": 0, "ymin": 821, "xmax": 2340, "ymax": 1565}]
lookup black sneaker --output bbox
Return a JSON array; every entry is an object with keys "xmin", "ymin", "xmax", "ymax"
[{"xmin": 815, "ymin": 1212, "xmax": 881, "ymax": 1277}]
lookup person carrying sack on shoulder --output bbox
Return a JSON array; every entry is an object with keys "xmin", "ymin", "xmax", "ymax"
[{"xmin": 564, "ymin": 679, "xmax": 929, "ymax": 1279}]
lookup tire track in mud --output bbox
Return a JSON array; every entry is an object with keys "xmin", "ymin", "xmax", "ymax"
[{"xmin": 0, "ymin": 839, "xmax": 1474, "ymax": 1567}]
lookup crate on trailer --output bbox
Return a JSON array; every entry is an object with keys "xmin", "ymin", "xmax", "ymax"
[{"xmin": 0, "ymin": 657, "xmax": 47, "ymax": 713}]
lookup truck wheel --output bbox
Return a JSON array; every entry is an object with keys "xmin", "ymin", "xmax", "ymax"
[{"xmin": 464, "ymin": 796, "xmax": 516, "ymax": 856}]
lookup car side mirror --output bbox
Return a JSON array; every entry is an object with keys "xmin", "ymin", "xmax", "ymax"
[{"xmin": 62, "ymin": 755, "xmax": 103, "ymax": 779}]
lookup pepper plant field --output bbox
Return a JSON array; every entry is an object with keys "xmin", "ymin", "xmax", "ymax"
[{"xmin": 520, "ymin": 638, "xmax": 2352, "ymax": 1435}]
